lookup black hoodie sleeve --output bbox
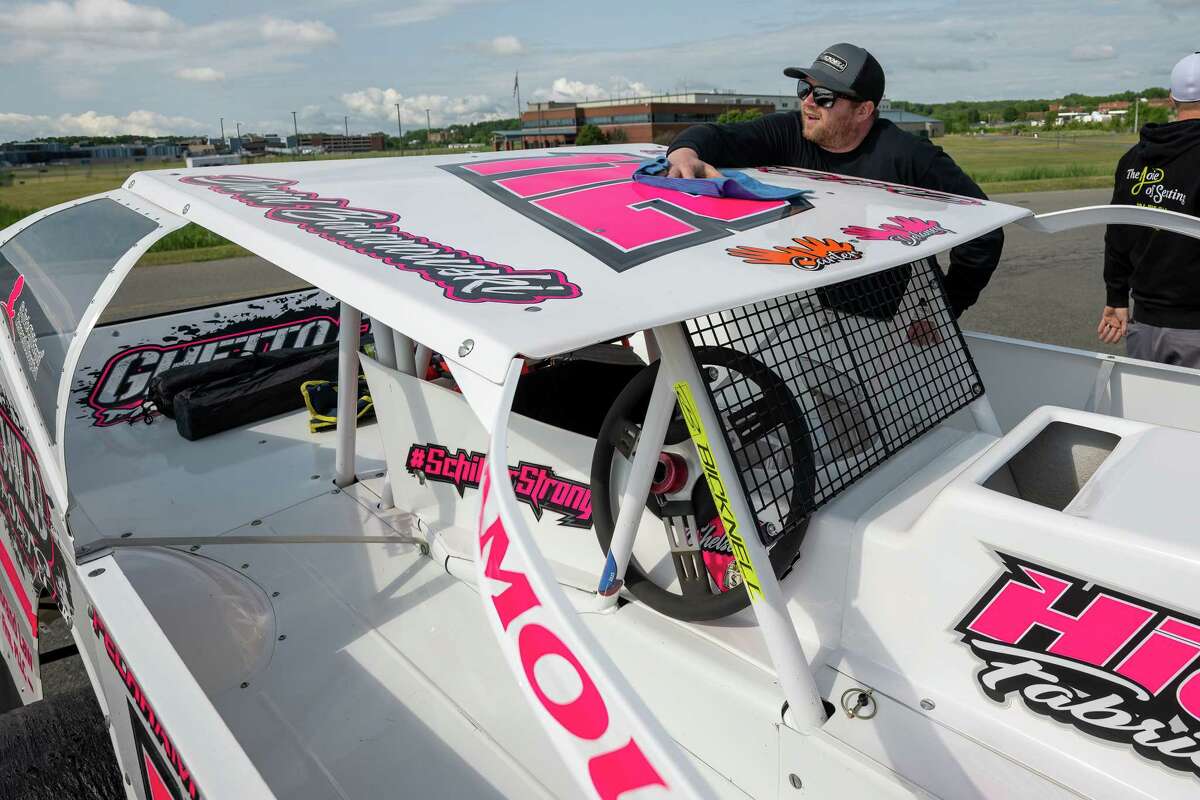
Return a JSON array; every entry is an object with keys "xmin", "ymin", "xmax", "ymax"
[
  {"xmin": 666, "ymin": 112, "xmax": 805, "ymax": 167},
  {"xmin": 1103, "ymin": 170, "xmax": 1134, "ymax": 308},
  {"xmin": 916, "ymin": 150, "xmax": 1004, "ymax": 317}
]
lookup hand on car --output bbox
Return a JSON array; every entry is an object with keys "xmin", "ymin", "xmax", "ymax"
[
  {"xmin": 1097, "ymin": 306, "xmax": 1129, "ymax": 344},
  {"xmin": 666, "ymin": 148, "xmax": 723, "ymax": 179}
]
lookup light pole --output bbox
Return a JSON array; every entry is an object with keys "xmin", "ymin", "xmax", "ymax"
[
  {"xmin": 394, "ymin": 103, "xmax": 403, "ymax": 155},
  {"xmin": 1134, "ymin": 97, "xmax": 1147, "ymax": 133},
  {"xmin": 235, "ymin": 121, "xmax": 241, "ymax": 148},
  {"xmin": 219, "ymin": 117, "xmax": 225, "ymax": 148},
  {"xmin": 344, "ymin": 115, "xmax": 349, "ymax": 138},
  {"xmin": 425, "ymin": 108, "xmax": 431, "ymax": 153},
  {"xmin": 291, "ymin": 111, "xmax": 299, "ymax": 155}
]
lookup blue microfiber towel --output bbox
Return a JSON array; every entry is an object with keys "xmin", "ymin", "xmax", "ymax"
[{"xmin": 633, "ymin": 157, "xmax": 813, "ymax": 202}]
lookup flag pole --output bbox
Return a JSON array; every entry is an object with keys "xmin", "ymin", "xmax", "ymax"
[{"xmin": 514, "ymin": 71, "xmax": 523, "ymax": 149}]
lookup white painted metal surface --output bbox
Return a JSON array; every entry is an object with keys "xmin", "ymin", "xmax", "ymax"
[{"xmin": 122, "ymin": 148, "xmax": 1030, "ymax": 383}]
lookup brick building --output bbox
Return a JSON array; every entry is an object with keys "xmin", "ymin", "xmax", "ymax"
[
  {"xmin": 510, "ymin": 93, "xmax": 784, "ymax": 148},
  {"xmin": 285, "ymin": 132, "xmax": 386, "ymax": 154},
  {"xmin": 498, "ymin": 91, "xmax": 942, "ymax": 149}
]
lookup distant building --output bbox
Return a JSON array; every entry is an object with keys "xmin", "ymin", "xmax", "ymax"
[
  {"xmin": 185, "ymin": 142, "xmax": 217, "ymax": 156},
  {"xmin": 876, "ymin": 100, "xmax": 945, "ymax": 137},
  {"xmin": 229, "ymin": 134, "xmax": 284, "ymax": 156},
  {"xmin": 186, "ymin": 154, "xmax": 243, "ymax": 168},
  {"xmin": 285, "ymin": 133, "xmax": 386, "ymax": 154},
  {"xmin": 0, "ymin": 139, "xmax": 182, "ymax": 164},
  {"xmin": 497, "ymin": 91, "xmax": 943, "ymax": 150}
]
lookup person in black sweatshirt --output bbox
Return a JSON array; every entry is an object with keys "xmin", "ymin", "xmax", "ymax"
[
  {"xmin": 667, "ymin": 42, "xmax": 1003, "ymax": 320},
  {"xmin": 1100, "ymin": 52, "xmax": 1200, "ymax": 367}
]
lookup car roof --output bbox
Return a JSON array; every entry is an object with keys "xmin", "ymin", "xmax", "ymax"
[{"xmin": 126, "ymin": 144, "xmax": 1030, "ymax": 383}]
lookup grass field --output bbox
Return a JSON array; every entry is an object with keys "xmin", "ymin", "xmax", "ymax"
[
  {"xmin": 940, "ymin": 131, "xmax": 1135, "ymax": 194},
  {"xmin": 1, "ymin": 133, "xmax": 1134, "ymax": 265}
]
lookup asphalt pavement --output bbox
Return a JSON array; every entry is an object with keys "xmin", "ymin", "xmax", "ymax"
[
  {"xmin": 5, "ymin": 185, "xmax": 1120, "ymax": 800},
  {"xmin": 961, "ymin": 187, "xmax": 1118, "ymax": 353}
]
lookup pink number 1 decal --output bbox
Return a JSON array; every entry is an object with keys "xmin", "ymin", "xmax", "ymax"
[{"xmin": 445, "ymin": 153, "xmax": 809, "ymax": 272}]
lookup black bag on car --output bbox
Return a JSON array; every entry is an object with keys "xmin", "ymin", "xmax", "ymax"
[
  {"xmin": 171, "ymin": 346, "xmax": 342, "ymax": 440},
  {"xmin": 148, "ymin": 342, "xmax": 338, "ymax": 419}
]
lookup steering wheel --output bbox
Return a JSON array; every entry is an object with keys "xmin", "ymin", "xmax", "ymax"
[{"xmin": 591, "ymin": 346, "xmax": 816, "ymax": 621}]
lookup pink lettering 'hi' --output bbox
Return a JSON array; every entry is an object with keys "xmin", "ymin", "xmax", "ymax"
[
  {"xmin": 535, "ymin": 182, "xmax": 786, "ymax": 252},
  {"xmin": 968, "ymin": 567, "xmax": 1154, "ymax": 667},
  {"xmin": 498, "ymin": 164, "xmax": 639, "ymax": 199},
  {"xmin": 463, "ymin": 154, "xmax": 642, "ymax": 177},
  {"xmin": 1116, "ymin": 618, "xmax": 1200, "ymax": 695}
]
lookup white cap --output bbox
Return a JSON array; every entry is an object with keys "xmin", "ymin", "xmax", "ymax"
[{"xmin": 1170, "ymin": 52, "xmax": 1200, "ymax": 103}]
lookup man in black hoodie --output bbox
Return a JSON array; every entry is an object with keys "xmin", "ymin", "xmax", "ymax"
[
  {"xmin": 667, "ymin": 42, "xmax": 1003, "ymax": 320},
  {"xmin": 1100, "ymin": 53, "xmax": 1200, "ymax": 367}
]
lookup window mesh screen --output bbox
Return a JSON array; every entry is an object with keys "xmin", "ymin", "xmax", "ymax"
[{"xmin": 685, "ymin": 259, "xmax": 983, "ymax": 549}]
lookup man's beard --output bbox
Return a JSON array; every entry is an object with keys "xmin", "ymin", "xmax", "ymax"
[{"xmin": 803, "ymin": 116, "xmax": 860, "ymax": 151}]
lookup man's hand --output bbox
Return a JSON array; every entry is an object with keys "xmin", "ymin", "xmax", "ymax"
[
  {"xmin": 666, "ymin": 147, "xmax": 722, "ymax": 179},
  {"xmin": 1097, "ymin": 306, "xmax": 1129, "ymax": 344}
]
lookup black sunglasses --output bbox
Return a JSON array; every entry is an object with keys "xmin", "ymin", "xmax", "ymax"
[{"xmin": 797, "ymin": 79, "xmax": 848, "ymax": 108}]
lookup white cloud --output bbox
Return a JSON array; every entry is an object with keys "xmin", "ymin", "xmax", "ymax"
[
  {"xmin": 174, "ymin": 66, "xmax": 224, "ymax": 82},
  {"xmin": 375, "ymin": 0, "xmax": 493, "ymax": 26},
  {"xmin": 260, "ymin": 17, "xmax": 336, "ymax": 45},
  {"xmin": 0, "ymin": 109, "xmax": 205, "ymax": 140},
  {"xmin": 488, "ymin": 35, "xmax": 523, "ymax": 56},
  {"xmin": 0, "ymin": 40, "xmax": 49, "ymax": 63},
  {"xmin": 911, "ymin": 57, "xmax": 985, "ymax": 73},
  {"xmin": 339, "ymin": 86, "xmax": 504, "ymax": 127},
  {"xmin": 533, "ymin": 76, "xmax": 653, "ymax": 102},
  {"xmin": 0, "ymin": 0, "xmax": 175, "ymax": 33},
  {"xmin": 1070, "ymin": 44, "xmax": 1116, "ymax": 62},
  {"xmin": 0, "ymin": 4, "xmax": 337, "ymax": 79}
]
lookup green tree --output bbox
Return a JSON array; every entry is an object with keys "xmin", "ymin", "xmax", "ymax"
[
  {"xmin": 1002, "ymin": 106, "xmax": 1020, "ymax": 122},
  {"xmin": 575, "ymin": 124, "xmax": 607, "ymax": 146},
  {"xmin": 606, "ymin": 128, "xmax": 629, "ymax": 144},
  {"xmin": 716, "ymin": 108, "xmax": 764, "ymax": 124}
]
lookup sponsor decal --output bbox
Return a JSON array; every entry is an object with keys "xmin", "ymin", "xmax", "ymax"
[
  {"xmin": 957, "ymin": 553, "xmax": 1200, "ymax": 779},
  {"xmin": 130, "ymin": 702, "xmax": 184, "ymax": 800},
  {"xmin": 842, "ymin": 216, "xmax": 954, "ymax": 247},
  {"xmin": 12, "ymin": 302, "xmax": 44, "ymax": 380},
  {"xmin": 726, "ymin": 236, "xmax": 863, "ymax": 271},
  {"xmin": 1, "ymin": 275, "xmax": 24, "ymax": 322},
  {"xmin": 78, "ymin": 296, "xmax": 354, "ymax": 427},
  {"xmin": 758, "ymin": 166, "xmax": 986, "ymax": 206},
  {"xmin": 1127, "ymin": 166, "xmax": 1188, "ymax": 207},
  {"xmin": 443, "ymin": 153, "xmax": 810, "ymax": 272},
  {"xmin": 406, "ymin": 442, "xmax": 593, "ymax": 528},
  {"xmin": 0, "ymin": 581, "xmax": 33, "ymax": 690},
  {"xmin": 179, "ymin": 174, "xmax": 581, "ymax": 304},
  {"xmin": 696, "ymin": 518, "xmax": 739, "ymax": 593},
  {"xmin": 818, "ymin": 51, "xmax": 848, "ymax": 72},
  {"xmin": 476, "ymin": 468, "xmax": 698, "ymax": 799},
  {"xmin": 0, "ymin": 396, "xmax": 71, "ymax": 625},
  {"xmin": 2, "ymin": 270, "xmax": 41, "ymax": 379},
  {"xmin": 673, "ymin": 381, "xmax": 763, "ymax": 602},
  {"xmin": 91, "ymin": 609, "xmax": 203, "ymax": 800}
]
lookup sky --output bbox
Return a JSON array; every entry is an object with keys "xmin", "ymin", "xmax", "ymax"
[{"xmin": 0, "ymin": 0, "xmax": 1197, "ymax": 142}]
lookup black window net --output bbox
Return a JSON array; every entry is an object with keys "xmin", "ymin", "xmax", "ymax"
[{"xmin": 684, "ymin": 259, "xmax": 983, "ymax": 548}]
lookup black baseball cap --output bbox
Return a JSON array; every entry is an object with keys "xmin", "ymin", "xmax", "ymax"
[{"xmin": 784, "ymin": 43, "xmax": 885, "ymax": 105}]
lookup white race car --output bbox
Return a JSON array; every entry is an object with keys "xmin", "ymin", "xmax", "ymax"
[{"xmin": 2, "ymin": 145, "xmax": 1199, "ymax": 799}]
